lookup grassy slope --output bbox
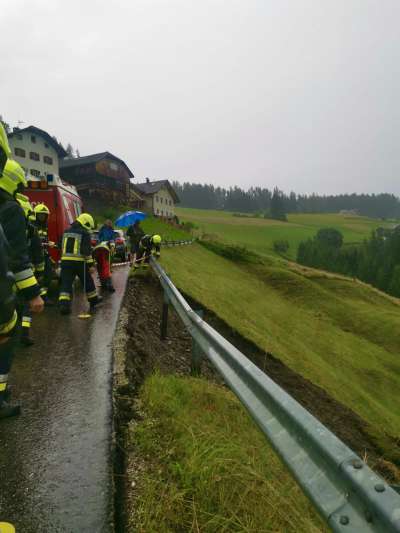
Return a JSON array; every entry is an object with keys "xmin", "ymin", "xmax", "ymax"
[
  {"xmin": 130, "ymin": 374, "xmax": 325, "ymax": 533},
  {"xmin": 176, "ymin": 208, "xmax": 393, "ymax": 259},
  {"xmin": 160, "ymin": 244, "xmax": 400, "ymax": 448}
]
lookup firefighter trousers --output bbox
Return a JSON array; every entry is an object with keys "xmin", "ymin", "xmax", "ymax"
[
  {"xmin": 94, "ymin": 249, "xmax": 112, "ymax": 283},
  {"xmin": 134, "ymin": 248, "xmax": 151, "ymax": 269},
  {"xmin": 39, "ymin": 253, "xmax": 53, "ymax": 298},
  {"xmin": 16, "ymin": 299, "xmax": 32, "ymax": 340},
  {"xmin": 0, "ymin": 305, "xmax": 18, "ymax": 403},
  {"xmin": 58, "ymin": 261, "xmax": 97, "ymax": 309}
]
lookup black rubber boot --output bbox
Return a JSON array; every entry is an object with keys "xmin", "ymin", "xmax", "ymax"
[
  {"xmin": 106, "ymin": 279, "xmax": 115, "ymax": 293},
  {"xmin": 60, "ymin": 302, "xmax": 72, "ymax": 315},
  {"xmin": 0, "ymin": 400, "xmax": 21, "ymax": 419},
  {"xmin": 89, "ymin": 295, "xmax": 103, "ymax": 311},
  {"xmin": 20, "ymin": 328, "xmax": 34, "ymax": 347},
  {"xmin": 3, "ymin": 386, "xmax": 12, "ymax": 401}
]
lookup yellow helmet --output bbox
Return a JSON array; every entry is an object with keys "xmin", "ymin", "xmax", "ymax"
[
  {"xmin": 16, "ymin": 193, "xmax": 34, "ymax": 220},
  {"xmin": 0, "ymin": 123, "xmax": 11, "ymax": 158},
  {"xmin": 34, "ymin": 203, "xmax": 50, "ymax": 215},
  {"xmin": 0, "ymin": 123, "xmax": 11, "ymax": 175},
  {"xmin": 1, "ymin": 159, "xmax": 27, "ymax": 197},
  {"xmin": 152, "ymin": 234, "xmax": 162, "ymax": 245},
  {"xmin": 77, "ymin": 213, "xmax": 95, "ymax": 230}
]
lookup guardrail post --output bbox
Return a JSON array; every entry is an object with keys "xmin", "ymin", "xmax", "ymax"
[
  {"xmin": 191, "ymin": 309, "xmax": 204, "ymax": 376},
  {"xmin": 160, "ymin": 291, "xmax": 169, "ymax": 340}
]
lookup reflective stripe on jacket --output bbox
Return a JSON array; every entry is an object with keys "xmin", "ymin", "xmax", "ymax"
[
  {"xmin": 60, "ymin": 222, "xmax": 94, "ymax": 265},
  {"xmin": 0, "ymin": 190, "xmax": 40, "ymax": 301}
]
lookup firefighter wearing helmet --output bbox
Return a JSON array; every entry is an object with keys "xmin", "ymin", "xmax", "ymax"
[
  {"xmin": 33, "ymin": 202, "xmax": 54, "ymax": 302},
  {"xmin": 0, "ymin": 124, "xmax": 44, "ymax": 418},
  {"xmin": 16, "ymin": 194, "xmax": 45, "ymax": 346},
  {"xmin": 58, "ymin": 213, "xmax": 102, "ymax": 315},
  {"xmin": 133, "ymin": 234, "xmax": 162, "ymax": 270}
]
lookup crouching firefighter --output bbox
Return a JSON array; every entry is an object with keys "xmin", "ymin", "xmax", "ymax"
[
  {"xmin": 134, "ymin": 234, "xmax": 162, "ymax": 270},
  {"xmin": 93, "ymin": 240, "xmax": 116, "ymax": 292},
  {"xmin": 58, "ymin": 213, "xmax": 102, "ymax": 315},
  {"xmin": 16, "ymin": 194, "xmax": 44, "ymax": 346}
]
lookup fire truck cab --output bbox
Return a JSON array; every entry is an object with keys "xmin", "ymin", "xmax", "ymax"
[{"xmin": 25, "ymin": 174, "xmax": 83, "ymax": 262}]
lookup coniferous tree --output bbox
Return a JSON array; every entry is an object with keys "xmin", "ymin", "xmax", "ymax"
[{"xmin": 270, "ymin": 187, "xmax": 287, "ymax": 221}]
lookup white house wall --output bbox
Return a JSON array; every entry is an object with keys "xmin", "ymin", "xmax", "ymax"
[
  {"xmin": 9, "ymin": 132, "xmax": 60, "ymax": 178},
  {"xmin": 153, "ymin": 187, "xmax": 175, "ymax": 217}
]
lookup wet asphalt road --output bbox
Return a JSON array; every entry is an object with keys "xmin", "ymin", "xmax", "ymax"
[{"xmin": 0, "ymin": 266, "xmax": 129, "ymax": 533}]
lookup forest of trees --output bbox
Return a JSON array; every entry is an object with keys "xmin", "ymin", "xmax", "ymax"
[
  {"xmin": 172, "ymin": 181, "xmax": 400, "ymax": 219},
  {"xmin": 297, "ymin": 227, "xmax": 400, "ymax": 297}
]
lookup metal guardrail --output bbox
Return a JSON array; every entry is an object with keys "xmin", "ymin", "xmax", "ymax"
[
  {"xmin": 150, "ymin": 257, "xmax": 400, "ymax": 532},
  {"xmin": 162, "ymin": 239, "xmax": 194, "ymax": 247}
]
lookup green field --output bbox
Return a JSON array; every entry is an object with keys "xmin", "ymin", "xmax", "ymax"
[
  {"xmin": 176, "ymin": 207, "xmax": 394, "ymax": 259},
  {"xmin": 160, "ymin": 243, "xmax": 400, "ymax": 458},
  {"xmin": 130, "ymin": 374, "xmax": 325, "ymax": 532}
]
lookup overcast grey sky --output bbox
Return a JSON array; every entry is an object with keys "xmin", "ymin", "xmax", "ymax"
[{"xmin": 1, "ymin": 0, "xmax": 399, "ymax": 194}]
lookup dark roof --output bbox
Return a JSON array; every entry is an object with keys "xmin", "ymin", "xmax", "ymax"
[
  {"xmin": 60, "ymin": 151, "xmax": 134, "ymax": 178},
  {"xmin": 134, "ymin": 179, "xmax": 179, "ymax": 203},
  {"xmin": 8, "ymin": 125, "xmax": 67, "ymax": 157}
]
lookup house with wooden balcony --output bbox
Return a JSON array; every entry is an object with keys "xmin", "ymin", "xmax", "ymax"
[{"xmin": 59, "ymin": 152, "xmax": 142, "ymax": 205}]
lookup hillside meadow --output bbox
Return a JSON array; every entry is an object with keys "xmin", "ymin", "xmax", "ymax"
[
  {"xmin": 160, "ymin": 243, "xmax": 400, "ymax": 460},
  {"xmin": 176, "ymin": 207, "xmax": 395, "ymax": 259}
]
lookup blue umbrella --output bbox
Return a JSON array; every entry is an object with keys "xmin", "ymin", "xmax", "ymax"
[{"xmin": 115, "ymin": 210, "xmax": 147, "ymax": 228}]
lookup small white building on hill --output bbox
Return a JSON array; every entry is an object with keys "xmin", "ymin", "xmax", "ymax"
[{"xmin": 133, "ymin": 179, "xmax": 179, "ymax": 218}]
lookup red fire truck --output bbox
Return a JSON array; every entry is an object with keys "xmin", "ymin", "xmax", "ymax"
[{"xmin": 25, "ymin": 174, "xmax": 83, "ymax": 262}]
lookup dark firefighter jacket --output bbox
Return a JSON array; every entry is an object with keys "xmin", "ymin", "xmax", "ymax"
[
  {"xmin": 0, "ymin": 189, "xmax": 41, "ymax": 301},
  {"xmin": 0, "ymin": 223, "xmax": 9, "ymax": 278},
  {"xmin": 139, "ymin": 234, "xmax": 161, "ymax": 255},
  {"xmin": 0, "ymin": 223, "xmax": 16, "ymax": 333},
  {"xmin": 60, "ymin": 222, "xmax": 94, "ymax": 265},
  {"xmin": 33, "ymin": 220, "xmax": 48, "ymax": 245},
  {"xmin": 27, "ymin": 222, "xmax": 45, "ymax": 273}
]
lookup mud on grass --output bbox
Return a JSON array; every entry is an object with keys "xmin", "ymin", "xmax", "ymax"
[{"xmin": 113, "ymin": 272, "xmax": 218, "ymax": 531}]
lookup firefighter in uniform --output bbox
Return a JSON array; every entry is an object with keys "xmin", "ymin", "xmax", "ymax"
[
  {"xmin": 16, "ymin": 194, "xmax": 44, "ymax": 346},
  {"xmin": 58, "ymin": 213, "xmax": 102, "ymax": 315},
  {"xmin": 33, "ymin": 203, "xmax": 53, "ymax": 300},
  {"xmin": 93, "ymin": 240, "xmax": 116, "ymax": 292},
  {"xmin": 0, "ymin": 129, "xmax": 44, "ymax": 418},
  {"xmin": 133, "ymin": 234, "xmax": 162, "ymax": 270}
]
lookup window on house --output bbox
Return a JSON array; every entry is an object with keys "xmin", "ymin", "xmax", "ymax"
[
  {"xmin": 160, "ymin": 197, "xmax": 163, "ymax": 204},
  {"xmin": 30, "ymin": 152, "xmax": 40, "ymax": 161},
  {"xmin": 155, "ymin": 195, "xmax": 159, "ymax": 202},
  {"xmin": 43, "ymin": 155, "xmax": 53, "ymax": 165},
  {"xmin": 14, "ymin": 147, "xmax": 26, "ymax": 157},
  {"xmin": 30, "ymin": 169, "xmax": 40, "ymax": 177},
  {"xmin": 44, "ymin": 142, "xmax": 49, "ymax": 148},
  {"xmin": 31, "ymin": 135, "xmax": 36, "ymax": 143}
]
